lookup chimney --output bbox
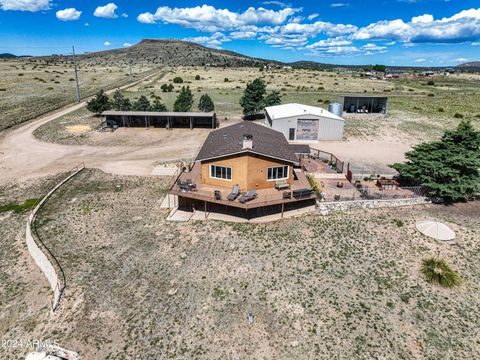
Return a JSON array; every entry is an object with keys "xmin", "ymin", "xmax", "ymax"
[{"xmin": 243, "ymin": 134, "xmax": 253, "ymax": 150}]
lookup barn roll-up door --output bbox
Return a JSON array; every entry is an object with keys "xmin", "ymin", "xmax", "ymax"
[{"xmin": 296, "ymin": 119, "xmax": 319, "ymax": 140}]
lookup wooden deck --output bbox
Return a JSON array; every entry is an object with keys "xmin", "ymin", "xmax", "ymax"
[{"xmin": 169, "ymin": 163, "xmax": 316, "ymax": 210}]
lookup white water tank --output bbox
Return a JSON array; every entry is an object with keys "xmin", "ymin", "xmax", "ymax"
[{"xmin": 328, "ymin": 103, "xmax": 343, "ymax": 118}]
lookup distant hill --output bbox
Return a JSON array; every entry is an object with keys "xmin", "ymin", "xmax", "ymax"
[
  {"xmin": 37, "ymin": 39, "xmax": 283, "ymax": 68},
  {"xmin": 0, "ymin": 53, "xmax": 18, "ymax": 59},
  {"xmin": 456, "ymin": 61, "xmax": 480, "ymax": 70}
]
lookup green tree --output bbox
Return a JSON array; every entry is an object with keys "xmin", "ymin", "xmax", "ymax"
[
  {"xmin": 198, "ymin": 94, "xmax": 215, "ymax": 112},
  {"xmin": 174, "ymin": 86, "xmax": 194, "ymax": 112},
  {"xmin": 86, "ymin": 89, "xmax": 111, "ymax": 113},
  {"xmin": 195, "ymin": 75, "xmax": 201, "ymax": 80},
  {"xmin": 173, "ymin": 76, "xmax": 183, "ymax": 83},
  {"xmin": 372, "ymin": 64, "xmax": 386, "ymax": 72},
  {"xmin": 239, "ymin": 78, "xmax": 267, "ymax": 116},
  {"xmin": 391, "ymin": 120, "xmax": 480, "ymax": 202},
  {"xmin": 111, "ymin": 89, "xmax": 131, "ymax": 111},
  {"xmin": 167, "ymin": 84, "xmax": 174, "ymax": 92},
  {"xmin": 151, "ymin": 98, "xmax": 167, "ymax": 112},
  {"xmin": 132, "ymin": 95, "xmax": 151, "ymax": 111},
  {"xmin": 264, "ymin": 90, "xmax": 282, "ymax": 107}
]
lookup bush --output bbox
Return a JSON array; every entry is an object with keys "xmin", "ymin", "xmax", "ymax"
[
  {"xmin": 421, "ymin": 258, "xmax": 461, "ymax": 288},
  {"xmin": 195, "ymin": 75, "xmax": 201, "ymax": 80},
  {"xmin": 306, "ymin": 173, "xmax": 321, "ymax": 197},
  {"xmin": 427, "ymin": 93, "xmax": 435, "ymax": 97},
  {"xmin": 224, "ymin": 78, "xmax": 229, "ymax": 82},
  {"xmin": 438, "ymin": 107, "xmax": 445, "ymax": 112},
  {"xmin": 427, "ymin": 80, "xmax": 435, "ymax": 86},
  {"xmin": 173, "ymin": 77, "xmax": 183, "ymax": 83},
  {"xmin": 454, "ymin": 113, "xmax": 464, "ymax": 118}
]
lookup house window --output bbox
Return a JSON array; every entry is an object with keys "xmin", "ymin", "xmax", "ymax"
[
  {"xmin": 209, "ymin": 165, "xmax": 232, "ymax": 180},
  {"xmin": 267, "ymin": 165, "xmax": 289, "ymax": 180}
]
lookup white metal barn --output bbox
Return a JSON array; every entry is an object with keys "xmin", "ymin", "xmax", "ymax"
[{"xmin": 265, "ymin": 103, "xmax": 344, "ymax": 141}]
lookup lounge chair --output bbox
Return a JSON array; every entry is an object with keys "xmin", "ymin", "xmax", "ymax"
[
  {"xmin": 238, "ymin": 189, "xmax": 257, "ymax": 203},
  {"xmin": 284, "ymin": 188, "xmax": 314, "ymax": 199},
  {"xmin": 227, "ymin": 184, "xmax": 240, "ymax": 201}
]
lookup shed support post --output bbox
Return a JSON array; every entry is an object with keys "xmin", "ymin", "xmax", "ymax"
[
  {"xmin": 190, "ymin": 117, "xmax": 193, "ymax": 130},
  {"xmin": 204, "ymin": 201, "xmax": 207, "ymax": 219},
  {"xmin": 145, "ymin": 116, "xmax": 147, "ymax": 128},
  {"xmin": 281, "ymin": 203, "xmax": 284, "ymax": 219}
]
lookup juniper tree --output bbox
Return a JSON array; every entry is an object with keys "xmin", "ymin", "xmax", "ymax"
[
  {"xmin": 391, "ymin": 120, "xmax": 480, "ymax": 202},
  {"xmin": 264, "ymin": 90, "xmax": 282, "ymax": 107},
  {"xmin": 132, "ymin": 95, "xmax": 151, "ymax": 111},
  {"xmin": 111, "ymin": 89, "xmax": 131, "ymax": 111},
  {"xmin": 239, "ymin": 78, "xmax": 266, "ymax": 116},
  {"xmin": 174, "ymin": 86, "xmax": 194, "ymax": 112},
  {"xmin": 198, "ymin": 94, "xmax": 215, "ymax": 112},
  {"xmin": 86, "ymin": 89, "xmax": 111, "ymax": 113}
]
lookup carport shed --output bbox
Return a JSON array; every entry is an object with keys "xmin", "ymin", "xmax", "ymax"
[
  {"xmin": 338, "ymin": 96, "xmax": 388, "ymax": 114},
  {"xmin": 101, "ymin": 111, "xmax": 217, "ymax": 129}
]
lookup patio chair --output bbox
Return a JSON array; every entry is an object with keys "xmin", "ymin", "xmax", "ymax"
[
  {"xmin": 227, "ymin": 184, "xmax": 240, "ymax": 201},
  {"xmin": 238, "ymin": 189, "xmax": 257, "ymax": 203},
  {"xmin": 275, "ymin": 179, "xmax": 290, "ymax": 190},
  {"xmin": 214, "ymin": 190, "xmax": 222, "ymax": 200}
]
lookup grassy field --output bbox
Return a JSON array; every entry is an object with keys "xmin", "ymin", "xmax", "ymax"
[
  {"xmin": 33, "ymin": 66, "xmax": 480, "ymax": 146},
  {"xmin": 1, "ymin": 169, "xmax": 474, "ymax": 359},
  {"xmin": 0, "ymin": 59, "xmax": 154, "ymax": 131}
]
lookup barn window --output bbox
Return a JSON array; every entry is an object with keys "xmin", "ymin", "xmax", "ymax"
[
  {"xmin": 209, "ymin": 165, "xmax": 232, "ymax": 180},
  {"xmin": 267, "ymin": 166, "xmax": 289, "ymax": 180}
]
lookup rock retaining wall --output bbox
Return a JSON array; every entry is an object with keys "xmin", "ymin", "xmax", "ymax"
[{"xmin": 317, "ymin": 197, "xmax": 431, "ymax": 215}]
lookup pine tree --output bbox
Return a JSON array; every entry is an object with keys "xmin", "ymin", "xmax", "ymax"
[
  {"xmin": 152, "ymin": 98, "xmax": 167, "ymax": 112},
  {"xmin": 239, "ymin": 78, "xmax": 266, "ymax": 116},
  {"xmin": 391, "ymin": 120, "xmax": 480, "ymax": 202},
  {"xmin": 86, "ymin": 89, "xmax": 111, "ymax": 113},
  {"xmin": 174, "ymin": 86, "xmax": 194, "ymax": 112},
  {"xmin": 198, "ymin": 94, "xmax": 215, "ymax": 112},
  {"xmin": 111, "ymin": 89, "xmax": 131, "ymax": 111},
  {"xmin": 264, "ymin": 90, "xmax": 282, "ymax": 107},
  {"xmin": 132, "ymin": 95, "xmax": 151, "ymax": 111}
]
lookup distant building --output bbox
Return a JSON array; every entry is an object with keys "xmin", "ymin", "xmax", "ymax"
[
  {"xmin": 338, "ymin": 96, "xmax": 388, "ymax": 114},
  {"xmin": 265, "ymin": 103, "xmax": 344, "ymax": 141}
]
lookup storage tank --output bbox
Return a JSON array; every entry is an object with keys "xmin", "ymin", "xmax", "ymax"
[{"xmin": 328, "ymin": 103, "xmax": 343, "ymax": 117}]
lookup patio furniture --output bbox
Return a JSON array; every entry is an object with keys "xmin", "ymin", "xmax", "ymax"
[
  {"xmin": 283, "ymin": 188, "xmax": 314, "ymax": 199},
  {"xmin": 214, "ymin": 190, "xmax": 222, "ymax": 200},
  {"xmin": 238, "ymin": 189, "xmax": 257, "ymax": 203},
  {"xmin": 334, "ymin": 194, "xmax": 341, "ymax": 201},
  {"xmin": 227, "ymin": 184, "xmax": 240, "ymax": 201},
  {"xmin": 336, "ymin": 182, "xmax": 344, "ymax": 188},
  {"xmin": 275, "ymin": 179, "xmax": 290, "ymax": 190}
]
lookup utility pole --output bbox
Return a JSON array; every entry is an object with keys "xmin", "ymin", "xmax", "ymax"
[{"xmin": 72, "ymin": 46, "xmax": 81, "ymax": 102}]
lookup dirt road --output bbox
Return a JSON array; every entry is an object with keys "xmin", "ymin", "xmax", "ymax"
[{"xmin": 0, "ymin": 70, "xmax": 204, "ymax": 184}]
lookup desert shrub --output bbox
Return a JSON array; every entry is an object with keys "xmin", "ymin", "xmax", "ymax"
[
  {"xmin": 173, "ymin": 76, "xmax": 183, "ymax": 83},
  {"xmin": 0, "ymin": 198, "xmax": 42, "ymax": 214},
  {"xmin": 0, "ymin": 88, "xmax": 6, "ymax": 91},
  {"xmin": 427, "ymin": 93, "xmax": 435, "ymax": 97},
  {"xmin": 438, "ymin": 107, "xmax": 445, "ymax": 112},
  {"xmin": 421, "ymin": 258, "xmax": 461, "ymax": 288},
  {"xmin": 454, "ymin": 113, "xmax": 464, "ymax": 118},
  {"xmin": 306, "ymin": 173, "xmax": 321, "ymax": 197},
  {"xmin": 427, "ymin": 80, "xmax": 435, "ymax": 86},
  {"xmin": 195, "ymin": 75, "xmax": 201, "ymax": 80},
  {"xmin": 224, "ymin": 78, "xmax": 229, "ymax": 82}
]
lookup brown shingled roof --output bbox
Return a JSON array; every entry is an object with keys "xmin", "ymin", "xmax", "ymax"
[{"xmin": 195, "ymin": 121, "xmax": 298, "ymax": 164}]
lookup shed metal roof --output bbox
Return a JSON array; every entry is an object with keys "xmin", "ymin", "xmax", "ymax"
[
  {"xmin": 265, "ymin": 103, "xmax": 343, "ymax": 121},
  {"xmin": 101, "ymin": 110, "xmax": 215, "ymax": 117},
  {"xmin": 196, "ymin": 121, "xmax": 298, "ymax": 164}
]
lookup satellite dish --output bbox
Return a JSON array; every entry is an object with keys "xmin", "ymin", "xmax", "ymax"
[{"xmin": 415, "ymin": 220, "xmax": 455, "ymax": 241}]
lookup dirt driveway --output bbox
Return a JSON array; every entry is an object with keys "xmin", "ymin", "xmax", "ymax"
[{"xmin": 0, "ymin": 70, "xmax": 208, "ymax": 184}]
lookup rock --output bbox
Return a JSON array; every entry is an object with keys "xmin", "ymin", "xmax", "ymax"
[
  {"xmin": 290, "ymin": 341, "xmax": 299, "ymax": 348},
  {"xmin": 167, "ymin": 288, "xmax": 178, "ymax": 296}
]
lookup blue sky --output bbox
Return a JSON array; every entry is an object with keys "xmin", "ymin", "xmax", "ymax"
[{"xmin": 1, "ymin": 0, "xmax": 480, "ymax": 65}]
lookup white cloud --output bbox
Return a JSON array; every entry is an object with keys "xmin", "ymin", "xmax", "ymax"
[
  {"xmin": 137, "ymin": 5, "xmax": 301, "ymax": 32},
  {"xmin": 307, "ymin": 38, "xmax": 352, "ymax": 48},
  {"xmin": 352, "ymin": 8, "xmax": 480, "ymax": 43},
  {"xmin": 0, "ymin": 0, "xmax": 50, "ymax": 11},
  {"xmin": 84, "ymin": 22, "xmax": 89, "ymax": 26},
  {"xmin": 307, "ymin": 13, "xmax": 319, "ymax": 21},
  {"xmin": 137, "ymin": 12, "xmax": 155, "ymax": 24},
  {"xmin": 415, "ymin": 58, "xmax": 426, "ymax": 62},
  {"xmin": 123, "ymin": 42, "xmax": 132, "ymax": 47},
  {"xmin": 104, "ymin": 41, "xmax": 111, "ymax": 46},
  {"xmin": 330, "ymin": 3, "xmax": 349, "ymax": 7},
  {"xmin": 454, "ymin": 57, "xmax": 468, "ymax": 62},
  {"xmin": 184, "ymin": 32, "xmax": 231, "ymax": 49},
  {"xmin": 94, "ymin": 3, "xmax": 118, "ymax": 19},
  {"xmin": 56, "ymin": 8, "xmax": 81, "ymax": 21},
  {"xmin": 229, "ymin": 31, "xmax": 257, "ymax": 40},
  {"xmin": 281, "ymin": 21, "xmax": 358, "ymax": 37}
]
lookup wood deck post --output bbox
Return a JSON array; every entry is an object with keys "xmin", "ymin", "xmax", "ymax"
[
  {"xmin": 204, "ymin": 201, "xmax": 207, "ymax": 219},
  {"xmin": 190, "ymin": 116, "xmax": 193, "ymax": 130},
  {"xmin": 281, "ymin": 202, "xmax": 284, "ymax": 219}
]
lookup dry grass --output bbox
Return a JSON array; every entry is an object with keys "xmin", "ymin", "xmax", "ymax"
[{"xmin": 6, "ymin": 169, "xmax": 474, "ymax": 359}]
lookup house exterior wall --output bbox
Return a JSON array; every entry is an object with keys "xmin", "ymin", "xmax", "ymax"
[
  {"xmin": 201, "ymin": 153, "xmax": 294, "ymax": 191},
  {"xmin": 266, "ymin": 114, "xmax": 344, "ymax": 141}
]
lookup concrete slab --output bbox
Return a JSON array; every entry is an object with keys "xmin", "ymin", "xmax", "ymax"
[
  {"xmin": 160, "ymin": 194, "xmax": 178, "ymax": 209},
  {"xmin": 151, "ymin": 166, "xmax": 177, "ymax": 176},
  {"xmin": 166, "ymin": 208, "xmax": 193, "ymax": 222}
]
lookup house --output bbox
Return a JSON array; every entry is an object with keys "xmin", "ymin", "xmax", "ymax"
[
  {"xmin": 264, "ymin": 103, "xmax": 344, "ymax": 141},
  {"xmin": 169, "ymin": 122, "xmax": 316, "ymax": 219},
  {"xmin": 100, "ymin": 110, "xmax": 217, "ymax": 129},
  {"xmin": 338, "ymin": 96, "xmax": 388, "ymax": 114}
]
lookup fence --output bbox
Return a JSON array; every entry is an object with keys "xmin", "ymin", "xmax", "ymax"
[
  {"xmin": 320, "ymin": 186, "xmax": 426, "ymax": 203},
  {"xmin": 309, "ymin": 148, "xmax": 345, "ymax": 173},
  {"xmin": 25, "ymin": 163, "xmax": 85, "ymax": 312},
  {"xmin": 347, "ymin": 165, "xmax": 398, "ymax": 182}
]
